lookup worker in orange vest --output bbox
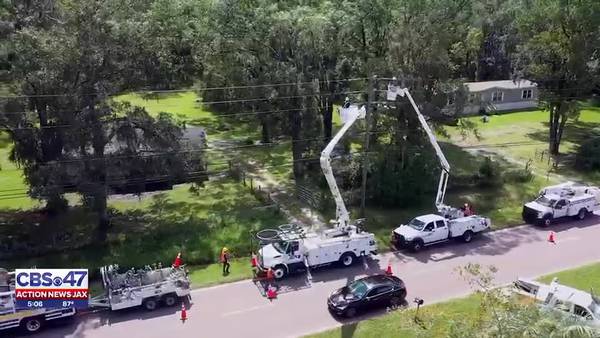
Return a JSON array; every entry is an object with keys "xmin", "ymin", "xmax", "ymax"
[
  {"xmin": 172, "ymin": 252, "xmax": 183, "ymax": 268},
  {"xmin": 220, "ymin": 247, "xmax": 231, "ymax": 275}
]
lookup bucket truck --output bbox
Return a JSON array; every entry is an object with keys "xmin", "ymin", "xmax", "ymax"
[
  {"xmin": 522, "ymin": 182, "xmax": 600, "ymax": 226},
  {"xmin": 256, "ymin": 102, "xmax": 378, "ymax": 279},
  {"xmin": 387, "ymin": 84, "xmax": 491, "ymax": 251}
]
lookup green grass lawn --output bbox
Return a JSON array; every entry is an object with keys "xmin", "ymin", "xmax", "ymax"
[
  {"xmin": 446, "ymin": 106, "xmax": 600, "ymax": 185},
  {"xmin": 538, "ymin": 262, "xmax": 600, "ymax": 292},
  {"xmin": 308, "ymin": 261, "xmax": 600, "ymax": 338}
]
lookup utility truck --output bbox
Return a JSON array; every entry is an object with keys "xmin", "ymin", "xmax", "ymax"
[
  {"xmin": 393, "ymin": 213, "xmax": 490, "ymax": 252},
  {"xmin": 256, "ymin": 102, "xmax": 378, "ymax": 279},
  {"xmin": 89, "ymin": 264, "xmax": 191, "ymax": 311},
  {"xmin": 0, "ymin": 269, "xmax": 76, "ymax": 334},
  {"xmin": 387, "ymin": 81, "xmax": 491, "ymax": 251},
  {"xmin": 514, "ymin": 277, "xmax": 600, "ymax": 324},
  {"xmin": 522, "ymin": 182, "xmax": 600, "ymax": 226}
]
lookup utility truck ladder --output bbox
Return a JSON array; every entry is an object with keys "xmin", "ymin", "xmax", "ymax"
[
  {"xmin": 320, "ymin": 101, "xmax": 366, "ymax": 229},
  {"xmin": 387, "ymin": 82, "xmax": 451, "ymax": 214}
]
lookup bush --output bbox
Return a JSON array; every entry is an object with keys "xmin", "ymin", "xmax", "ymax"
[
  {"xmin": 477, "ymin": 157, "xmax": 501, "ymax": 187},
  {"xmin": 244, "ymin": 137, "xmax": 254, "ymax": 145},
  {"xmin": 575, "ymin": 137, "xmax": 600, "ymax": 171}
]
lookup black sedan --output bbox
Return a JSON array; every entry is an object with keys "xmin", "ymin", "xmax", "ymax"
[{"xmin": 327, "ymin": 274, "xmax": 407, "ymax": 317}]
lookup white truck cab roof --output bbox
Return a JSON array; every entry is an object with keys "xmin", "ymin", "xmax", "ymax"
[{"xmin": 414, "ymin": 214, "xmax": 445, "ymax": 223}]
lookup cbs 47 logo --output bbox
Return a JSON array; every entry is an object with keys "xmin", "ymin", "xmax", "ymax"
[{"xmin": 16, "ymin": 269, "xmax": 88, "ymax": 288}]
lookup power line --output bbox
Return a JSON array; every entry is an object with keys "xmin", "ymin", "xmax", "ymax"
[
  {"xmin": 0, "ymin": 91, "xmax": 366, "ymax": 119},
  {"xmin": 0, "ymin": 78, "xmax": 368, "ymax": 99},
  {"xmin": 0, "ymin": 151, "xmax": 370, "ymax": 198}
]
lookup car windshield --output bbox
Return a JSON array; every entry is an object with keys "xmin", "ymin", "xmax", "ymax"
[
  {"xmin": 347, "ymin": 280, "xmax": 369, "ymax": 299},
  {"xmin": 406, "ymin": 218, "xmax": 425, "ymax": 230},
  {"xmin": 535, "ymin": 196, "xmax": 556, "ymax": 207},
  {"xmin": 272, "ymin": 242, "xmax": 287, "ymax": 254}
]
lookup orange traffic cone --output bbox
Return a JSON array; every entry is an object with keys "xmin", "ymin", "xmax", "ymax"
[
  {"xmin": 266, "ymin": 285, "xmax": 277, "ymax": 300},
  {"xmin": 548, "ymin": 231, "xmax": 556, "ymax": 244},
  {"xmin": 266, "ymin": 267, "xmax": 274, "ymax": 280},
  {"xmin": 385, "ymin": 261, "xmax": 393, "ymax": 275},
  {"xmin": 251, "ymin": 253, "xmax": 257, "ymax": 268},
  {"xmin": 180, "ymin": 303, "xmax": 187, "ymax": 322}
]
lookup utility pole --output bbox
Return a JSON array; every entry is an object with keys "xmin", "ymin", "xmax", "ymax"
[{"xmin": 360, "ymin": 75, "xmax": 376, "ymax": 217}]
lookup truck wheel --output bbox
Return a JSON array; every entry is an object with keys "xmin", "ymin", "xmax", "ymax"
[
  {"xmin": 273, "ymin": 265, "xmax": 286, "ymax": 279},
  {"xmin": 339, "ymin": 253, "xmax": 356, "ymax": 267},
  {"xmin": 541, "ymin": 215, "xmax": 552, "ymax": 227},
  {"xmin": 462, "ymin": 230, "xmax": 474, "ymax": 243},
  {"xmin": 411, "ymin": 240, "xmax": 424, "ymax": 252},
  {"xmin": 575, "ymin": 208, "xmax": 587, "ymax": 220},
  {"xmin": 22, "ymin": 317, "xmax": 44, "ymax": 333},
  {"xmin": 162, "ymin": 294, "xmax": 177, "ymax": 307},
  {"xmin": 143, "ymin": 298, "xmax": 159, "ymax": 311}
]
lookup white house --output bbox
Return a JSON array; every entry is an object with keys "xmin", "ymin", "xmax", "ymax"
[{"xmin": 459, "ymin": 79, "xmax": 539, "ymax": 115}]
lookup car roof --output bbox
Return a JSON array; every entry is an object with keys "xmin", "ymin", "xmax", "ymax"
[{"xmin": 360, "ymin": 275, "xmax": 401, "ymax": 287}]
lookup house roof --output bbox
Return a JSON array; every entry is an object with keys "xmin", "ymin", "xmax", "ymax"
[{"xmin": 465, "ymin": 79, "xmax": 537, "ymax": 92}]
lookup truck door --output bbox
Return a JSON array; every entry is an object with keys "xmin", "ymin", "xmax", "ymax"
[
  {"xmin": 287, "ymin": 241, "xmax": 303, "ymax": 264},
  {"xmin": 432, "ymin": 220, "xmax": 449, "ymax": 241},
  {"xmin": 422, "ymin": 222, "xmax": 435, "ymax": 242},
  {"xmin": 554, "ymin": 199, "xmax": 568, "ymax": 218}
]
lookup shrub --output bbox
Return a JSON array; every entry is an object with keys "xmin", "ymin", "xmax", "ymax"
[
  {"xmin": 575, "ymin": 136, "xmax": 600, "ymax": 171},
  {"xmin": 477, "ymin": 157, "xmax": 501, "ymax": 187}
]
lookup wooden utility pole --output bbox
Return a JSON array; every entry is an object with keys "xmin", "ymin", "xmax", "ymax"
[{"xmin": 360, "ymin": 75, "xmax": 376, "ymax": 217}]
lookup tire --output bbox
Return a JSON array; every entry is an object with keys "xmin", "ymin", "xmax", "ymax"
[
  {"xmin": 162, "ymin": 294, "xmax": 177, "ymax": 307},
  {"xmin": 143, "ymin": 298, "xmax": 158, "ymax": 311},
  {"xmin": 273, "ymin": 265, "xmax": 286, "ymax": 280},
  {"xmin": 463, "ymin": 230, "xmax": 474, "ymax": 243},
  {"xmin": 411, "ymin": 239, "xmax": 424, "ymax": 252},
  {"xmin": 390, "ymin": 296, "xmax": 402, "ymax": 307},
  {"xmin": 575, "ymin": 208, "xmax": 587, "ymax": 221},
  {"xmin": 541, "ymin": 215, "xmax": 552, "ymax": 227},
  {"xmin": 344, "ymin": 307, "xmax": 357, "ymax": 318},
  {"xmin": 339, "ymin": 253, "xmax": 356, "ymax": 267},
  {"xmin": 22, "ymin": 317, "xmax": 43, "ymax": 333}
]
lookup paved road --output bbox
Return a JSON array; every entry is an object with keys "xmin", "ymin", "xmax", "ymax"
[{"xmin": 19, "ymin": 215, "xmax": 600, "ymax": 338}]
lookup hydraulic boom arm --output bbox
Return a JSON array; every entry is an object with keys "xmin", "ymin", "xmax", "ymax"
[
  {"xmin": 388, "ymin": 86, "xmax": 451, "ymax": 213},
  {"xmin": 320, "ymin": 104, "xmax": 366, "ymax": 228}
]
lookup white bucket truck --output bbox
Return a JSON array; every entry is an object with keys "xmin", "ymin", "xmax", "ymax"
[
  {"xmin": 386, "ymin": 81, "xmax": 491, "ymax": 251},
  {"xmin": 522, "ymin": 182, "xmax": 600, "ymax": 226},
  {"xmin": 257, "ymin": 101, "xmax": 378, "ymax": 279}
]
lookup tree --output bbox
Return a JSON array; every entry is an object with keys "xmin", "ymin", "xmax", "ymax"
[
  {"xmin": 515, "ymin": 0, "xmax": 600, "ymax": 155},
  {"xmin": 2, "ymin": 0, "xmax": 208, "ymax": 240}
]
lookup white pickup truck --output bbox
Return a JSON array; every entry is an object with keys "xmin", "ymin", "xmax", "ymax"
[
  {"xmin": 392, "ymin": 213, "xmax": 490, "ymax": 252},
  {"xmin": 522, "ymin": 182, "xmax": 600, "ymax": 226}
]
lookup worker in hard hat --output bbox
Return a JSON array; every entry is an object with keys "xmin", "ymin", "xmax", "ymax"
[
  {"xmin": 463, "ymin": 203, "xmax": 473, "ymax": 216},
  {"xmin": 172, "ymin": 252, "xmax": 183, "ymax": 269},
  {"xmin": 220, "ymin": 247, "xmax": 231, "ymax": 275}
]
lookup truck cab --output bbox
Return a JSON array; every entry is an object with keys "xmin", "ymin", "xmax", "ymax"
[{"xmin": 258, "ymin": 239, "xmax": 307, "ymax": 279}]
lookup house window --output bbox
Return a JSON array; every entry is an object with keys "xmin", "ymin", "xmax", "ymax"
[
  {"xmin": 491, "ymin": 91, "xmax": 504, "ymax": 102},
  {"xmin": 468, "ymin": 93, "xmax": 477, "ymax": 104},
  {"xmin": 522, "ymin": 89, "xmax": 533, "ymax": 100},
  {"xmin": 447, "ymin": 94, "xmax": 455, "ymax": 105}
]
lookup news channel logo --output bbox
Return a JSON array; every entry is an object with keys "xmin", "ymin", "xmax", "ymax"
[{"xmin": 15, "ymin": 269, "xmax": 89, "ymax": 309}]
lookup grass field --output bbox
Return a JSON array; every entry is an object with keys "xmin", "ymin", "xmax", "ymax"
[
  {"xmin": 307, "ymin": 261, "xmax": 600, "ymax": 338},
  {"xmin": 446, "ymin": 106, "xmax": 600, "ymax": 184}
]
